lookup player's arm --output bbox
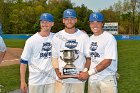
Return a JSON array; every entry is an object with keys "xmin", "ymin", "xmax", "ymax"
[
  {"xmin": 83, "ymin": 57, "xmax": 91, "ymax": 72},
  {"xmin": 52, "ymin": 57, "xmax": 62, "ymax": 79},
  {"xmin": 79, "ymin": 59, "xmax": 111, "ymax": 81},
  {"xmin": 88, "ymin": 59, "xmax": 112, "ymax": 75},
  {"xmin": 20, "ymin": 59, "xmax": 28, "ymax": 93},
  {"xmin": 0, "ymin": 51, "xmax": 6, "ymax": 64},
  {"xmin": 20, "ymin": 40, "xmax": 31, "ymax": 93},
  {"xmin": 52, "ymin": 34, "xmax": 63, "ymax": 79}
]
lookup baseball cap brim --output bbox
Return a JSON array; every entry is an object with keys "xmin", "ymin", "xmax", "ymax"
[
  {"xmin": 40, "ymin": 19, "xmax": 53, "ymax": 22},
  {"xmin": 63, "ymin": 16, "xmax": 76, "ymax": 18}
]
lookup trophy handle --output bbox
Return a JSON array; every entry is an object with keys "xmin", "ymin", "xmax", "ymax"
[
  {"xmin": 60, "ymin": 56, "xmax": 64, "ymax": 61},
  {"xmin": 74, "ymin": 55, "xmax": 79, "ymax": 60},
  {"xmin": 74, "ymin": 50, "xmax": 79, "ymax": 60},
  {"xmin": 60, "ymin": 50, "xmax": 64, "ymax": 61}
]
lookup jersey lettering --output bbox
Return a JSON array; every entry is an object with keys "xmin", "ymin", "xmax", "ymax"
[
  {"xmin": 90, "ymin": 42, "xmax": 100, "ymax": 58},
  {"xmin": 65, "ymin": 40, "xmax": 78, "ymax": 49},
  {"xmin": 40, "ymin": 42, "xmax": 52, "ymax": 58}
]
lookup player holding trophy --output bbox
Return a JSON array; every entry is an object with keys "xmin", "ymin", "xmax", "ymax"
[{"xmin": 52, "ymin": 9, "xmax": 91, "ymax": 93}]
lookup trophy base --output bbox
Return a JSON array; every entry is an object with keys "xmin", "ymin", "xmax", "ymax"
[
  {"xmin": 62, "ymin": 68, "xmax": 78, "ymax": 79},
  {"xmin": 63, "ymin": 68, "xmax": 77, "ymax": 75},
  {"xmin": 61, "ymin": 75, "xmax": 78, "ymax": 79}
]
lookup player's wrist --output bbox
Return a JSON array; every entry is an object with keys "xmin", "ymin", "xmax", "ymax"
[{"xmin": 88, "ymin": 68, "xmax": 98, "ymax": 76}]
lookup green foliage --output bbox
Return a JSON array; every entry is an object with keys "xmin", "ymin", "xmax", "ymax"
[
  {"xmin": 75, "ymin": 4, "xmax": 92, "ymax": 33},
  {"xmin": 33, "ymin": 20, "xmax": 40, "ymax": 33},
  {"xmin": 0, "ymin": 0, "xmax": 92, "ymax": 34},
  {"xmin": 108, "ymin": 0, "xmax": 140, "ymax": 34},
  {"xmin": 0, "ymin": 0, "xmax": 140, "ymax": 34}
]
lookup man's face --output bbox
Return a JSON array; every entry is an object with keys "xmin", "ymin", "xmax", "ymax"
[
  {"xmin": 89, "ymin": 21, "xmax": 103, "ymax": 34},
  {"xmin": 40, "ymin": 20, "xmax": 54, "ymax": 31},
  {"xmin": 63, "ymin": 18, "xmax": 77, "ymax": 29}
]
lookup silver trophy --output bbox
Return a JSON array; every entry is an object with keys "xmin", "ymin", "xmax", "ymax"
[{"xmin": 60, "ymin": 50, "xmax": 79, "ymax": 78}]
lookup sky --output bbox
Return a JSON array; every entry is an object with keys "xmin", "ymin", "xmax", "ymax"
[{"xmin": 70, "ymin": 0, "xmax": 124, "ymax": 12}]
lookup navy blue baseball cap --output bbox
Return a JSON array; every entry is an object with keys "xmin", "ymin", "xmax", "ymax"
[
  {"xmin": 63, "ymin": 9, "xmax": 76, "ymax": 18},
  {"xmin": 89, "ymin": 12, "xmax": 104, "ymax": 22},
  {"xmin": 40, "ymin": 13, "xmax": 54, "ymax": 22}
]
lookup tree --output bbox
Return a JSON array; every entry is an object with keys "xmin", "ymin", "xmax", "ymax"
[{"xmin": 75, "ymin": 4, "xmax": 92, "ymax": 34}]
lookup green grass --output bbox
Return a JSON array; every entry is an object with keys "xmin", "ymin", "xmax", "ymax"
[
  {"xmin": 0, "ymin": 39, "xmax": 140, "ymax": 93},
  {"xmin": 0, "ymin": 65, "xmax": 20, "ymax": 93},
  {"xmin": 0, "ymin": 39, "xmax": 26, "ymax": 93},
  {"xmin": 117, "ymin": 40, "xmax": 140, "ymax": 93},
  {"xmin": 4, "ymin": 39, "xmax": 26, "ymax": 48}
]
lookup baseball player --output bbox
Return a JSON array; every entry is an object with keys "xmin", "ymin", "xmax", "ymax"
[
  {"xmin": 79, "ymin": 12, "xmax": 118, "ymax": 93},
  {"xmin": 20, "ymin": 13, "xmax": 56, "ymax": 93},
  {"xmin": 0, "ymin": 36, "xmax": 6, "ymax": 63},
  {"xmin": 52, "ymin": 9, "xmax": 91, "ymax": 93}
]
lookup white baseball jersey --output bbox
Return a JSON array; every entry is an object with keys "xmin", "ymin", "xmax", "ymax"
[
  {"xmin": 89, "ymin": 31, "xmax": 118, "ymax": 81},
  {"xmin": 21, "ymin": 32, "xmax": 56, "ymax": 85},
  {"xmin": 0, "ymin": 36, "xmax": 6, "ymax": 52},
  {"xmin": 52, "ymin": 29, "xmax": 90, "ymax": 83}
]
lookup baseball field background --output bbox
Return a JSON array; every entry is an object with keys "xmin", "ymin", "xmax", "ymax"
[{"xmin": 0, "ymin": 38, "xmax": 140, "ymax": 93}]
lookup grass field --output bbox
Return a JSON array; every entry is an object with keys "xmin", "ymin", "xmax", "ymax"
[
  {"xmin": 4, "ymin": 39, "xmax": 26, "ymax": 48},
  {"xmin": 0, "ymin": 39, "xmax": 140, "ymax": 93},
  {"xmin": 117, "ymin": 40, "xmax": 140, "ymax": 93},
  {"xmin": 0, "ymin": 65, "xmax": 20, "ymax": 92}
]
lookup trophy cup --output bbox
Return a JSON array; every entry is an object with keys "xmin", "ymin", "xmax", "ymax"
[{"xmin": 60, "ymin": 50, "xmax": 79, "ymax": 78}]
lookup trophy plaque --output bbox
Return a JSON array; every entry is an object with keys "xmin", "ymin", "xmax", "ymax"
[{"xmin": 60, "ymin": 50, "xmax": 79, "ymax": 78}]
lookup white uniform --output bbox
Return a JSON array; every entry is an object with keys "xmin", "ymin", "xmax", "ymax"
[
  {"xmin": 88, "ymin": 31, "xmax": 118, "ymax": 93},
  {"xmin": 52, "ymin": 29, "xmax": 90, "ymax": 93},
  {"xmin": 0, "ymin": 36, "xmax": 6, "ymax": 52},
  {"xmin": 52, "ymin": 29, "xmax": 90, "ymax": 83},
  {"xmin": 21, "ymin": 32, "xmax": 56, "ymax": 85}
]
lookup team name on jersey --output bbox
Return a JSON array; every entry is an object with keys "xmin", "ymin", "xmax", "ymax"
[
  {"xmin": 40, "ymin": 42, "xmax": 52, "ymax": 58},
  {"xmin": 65, "ymin": 40, "xmax": 78, "ymax": 49},
  {"xmin": 90, "ymin": 42, "xmax": 100, "ymax": 58}
]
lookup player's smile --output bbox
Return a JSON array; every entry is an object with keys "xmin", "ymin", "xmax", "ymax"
[{"xmin": 90, "ymin": 22, "xmax": 103, "ymax": 35}]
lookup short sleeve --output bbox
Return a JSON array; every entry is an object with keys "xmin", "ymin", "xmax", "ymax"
[
  {"xmin": 104, "ymin": 37, "xmax": 117, "ymax": 60},
  {"xmin": 83, "ymin": 35, "xmax": 90, "ymax": 57},
  {"xmin": 51, "ymin": 33, "xmax": 60, "ymax": 58},
  {"xmin": 20, "ymin": 39, "xmax": 33, "ymax": 61}
]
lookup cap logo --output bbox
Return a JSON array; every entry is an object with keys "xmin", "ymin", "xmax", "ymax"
[
  {"xmin": 92, "ymin": 14, "xmax": 98, "ymax": 19},
  {"xmin": 66, "ymin": 11, "xmax": 72, "ymax": 15},
  {"xmin": 43, "ymin": 14, "xmax": 48, "ymax": 18}
]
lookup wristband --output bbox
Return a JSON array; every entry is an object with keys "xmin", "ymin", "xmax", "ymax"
[
  {"xmin": 83, "ymin": 68, "xmax": 88, "ymax": 72},
  {"xmin": 88, "ymin": 68, "xmax": 98, "ymax": 75}
]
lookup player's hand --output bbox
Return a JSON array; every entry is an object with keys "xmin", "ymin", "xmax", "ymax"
[
  {"xmin": 57, "ymin": 72, "xmax": 63, "ymax": 79},
  {"xmin": 78, "ymin": 71, "xmax": 89, "ymax": 81},
  {"xmin": 20, "ymin": 82, "xmax": 28, "ymax": 93},
  {"xmin": 55, "ymin": 68, "xmax": 62, "ymax": 79}
]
